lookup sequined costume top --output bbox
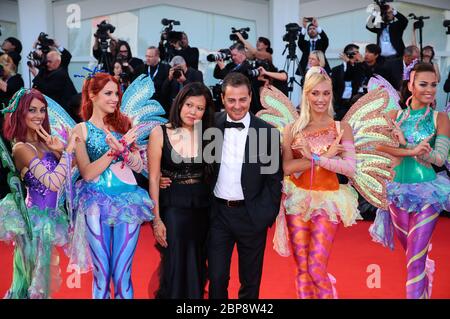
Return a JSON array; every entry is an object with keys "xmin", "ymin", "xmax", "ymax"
[
  {"xmin": 282, "ymin": 122, "xmax": 361, "ymax": 226},
  {"xmin": 290, "ymin": 122, "xmax": 339, "ymax": 191},
  {"xmin": 73, "ymin": 121, "xmax": 154, "ymax": 225},
  {"xmin": 394, "ymin": 107, "xmax": 436, "ymax": 184},
  {"xmin": 23, "ymin": 152, "xmax": 58, "ymax": 210}
]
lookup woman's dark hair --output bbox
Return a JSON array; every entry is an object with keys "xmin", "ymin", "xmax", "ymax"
[
  {"xmin": 399, "ymin": 62, "xmax": 436, "ymax": 109},
  {"xmin": 168, "ymin": 82, "xmax": 215, "ymax": 133},
  {"xmin": 116, "ymin": 40, "xmax": 133, "ymax": 60},
  {"xmin": 422, "ymin": 45, "xmax": 435, "ymax": 62},
  {"xmin": 258, "ymin": 37, "xmax": 273, "ymax": 55}
]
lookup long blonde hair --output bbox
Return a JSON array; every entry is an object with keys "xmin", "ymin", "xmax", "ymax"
[{"xmin": 291, "ymin": 66, "xmax": 334, "ymax": 137}]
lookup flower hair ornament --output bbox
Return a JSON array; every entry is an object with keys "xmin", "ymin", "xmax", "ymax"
[
  {"xmin": 305, "ymin": 66, "xmax": 330, "ymax": 81},
  {"xmin": 74, "ymin": 66, "xmax": 106, "ymax": 80},
  {"xmin": 1, "ymin": 87, "xmax": 31, "ymax": 115},
  {"xmin": 402, "ymin": 58, "xmax": 419, "ymax": 81}
]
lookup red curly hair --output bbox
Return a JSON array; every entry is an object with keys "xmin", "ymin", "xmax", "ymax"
[
  {"xmin": 3, "ymin": 88, "xmax": 51, "ymax": 143},
  {"xmin": 80, "ymin": 72, "xmax": 131, "ymax": 134}
]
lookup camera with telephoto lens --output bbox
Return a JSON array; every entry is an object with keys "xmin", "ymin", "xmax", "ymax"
[
  {"xmin": 230, "ymin": 27, "xmax": 250, "ymax": 42},
  {"xmin": 206, "ymin": 49, "xmax": 231, "ymax": 62},
  {"xmin": 247, "ymin": 60, "xmax": 271, "ymax": 78},
  {"xmin": 26, "ymin": 50, "xmax": 45, "ymax": 68}
]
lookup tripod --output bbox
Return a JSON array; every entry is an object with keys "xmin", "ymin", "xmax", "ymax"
[
  {"xmin": 282, "ymin": 42, "xmax": 301, "ymax": 99},
  {"xmin": 409, "ymin": 14, "xmax": 430, "ymax": 61},
  {"xmin": 97, "ymin": 38, "xmax": 111, "ymax": 74}
]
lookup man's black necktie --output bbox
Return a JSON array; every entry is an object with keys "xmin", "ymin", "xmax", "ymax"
[
  {"xmin": 224, "ymin": 121, "xmax": 245, "ymax": 130},
  {"xmin": 311, "ymin": 40, "xmax": 316, "ymax": 51}
]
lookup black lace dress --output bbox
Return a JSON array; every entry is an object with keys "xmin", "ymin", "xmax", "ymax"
[{"xmin": 155, "ymin": 125, "xmax": 210, "ymax": 299}]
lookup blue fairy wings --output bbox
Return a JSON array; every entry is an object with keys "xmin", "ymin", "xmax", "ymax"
[{"xmin": 120, "ymin": 74, "xmax": 167, "ymax": 178}]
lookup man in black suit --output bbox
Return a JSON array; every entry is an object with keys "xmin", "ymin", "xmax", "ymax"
[
  {"xmin": 383, "ymin": 45, "xmax": 419, "ymax": 91},
  {"xmin": 208, "ymin": 72, "xmax": 283, "ymax": 299},
  {"xmin": 31, "ymin": 49, "xmax": 77, "ymax": 114},
  {"xmin": 161, "ymin": 55, "xmax": 203, "ymax": 116},
  {"xmin": 366, "ymin": 3, "xmax": 408, "ymax": 59},
  {"xmin": 297, "ymin": 17, "xmax": 330, "ymax": 77},
  {"xmin": 135, "ymin": 46, "xmax": 169, "ymax": 110},
  {"xmin": 331, "ymin": 44, "xmax": 365, "ymax": 121}
]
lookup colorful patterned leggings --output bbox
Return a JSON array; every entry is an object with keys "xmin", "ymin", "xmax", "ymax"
[
  {"xmin": 286, "ymin": 213, "xmax": 338, "ymax": 299},
  {"xmin": 85, "ymin": 214, "xmax": 141, "ymax": 299},
  {"xmin": 388, "ymin": 204, "xmax": 439, "ymax": 299}
]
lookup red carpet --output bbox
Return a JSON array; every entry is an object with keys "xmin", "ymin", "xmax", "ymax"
[{"xmin": 1, "ymin": 218, "xmax": 449, "ymax": 299}]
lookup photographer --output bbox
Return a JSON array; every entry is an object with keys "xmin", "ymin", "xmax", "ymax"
[
  {"xmin": 159, "ymin": 31, "xmax": 183, "ymax": 66},
  {"xmin": 213, "ymin": 42, "xmax": 251, "ymax": 80},
  {"xmin": 92, "ymin": 21, "xmax": 118, "ymax": 74},
  {"xmin": 161, "ymin": 55, "xmax": 203, "ymax": 115},
  {"xmin": 1, "ymin": 37, "xmax": 22, "ymax": 68},
  {"xmin": 115, "ymin": 40, "xmax": 143, "ymax": 77},
  {"xmin": 113, "ymin": 59, "xmax": 133, "ymax": 92},
  {"xmin": 366, "ymin": 2, "xmax": 408, "ymax": 59},
  {"xmin": 251, "ymin": 62, "xmax": 288, "ymax": 113},
  {"xmin": 180, "ymin": 32, "xmax": 200, "ymax": 70},
  {"xmin": 30, "ymin": 34, "xmax": 72, "ymax": 70},
  {"xmin": 297, "ymin": 17, "xmax": 330, "ymax": 77},
  {"xmin": 234, "ymin": 32, "xmax": 273, "ymax": 62},
  {"xmin": 135, "ymin": 46, "xmax": 170, "ymax": 107},
  {"xmin": 31, "ymin": 49, "xmax": 77, "ymax": 116},
  {"xmin": 331, "ymin": 44, "xmax": 365, "ymax": 120}
]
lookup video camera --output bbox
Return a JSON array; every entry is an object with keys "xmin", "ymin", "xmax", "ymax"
[
  {"xmin": 282, "ymin": 23, "xmax": 300, "ymax": 60},
  {"xmin": 206, "ymin": 49, "xmax": 231, "ymax": 62},
  {"xmin": 444, "ymin": 20, "xmax": 450, "ymax": 35},
  {"xmin": 374, "ymin": 0, "xmax": 394, "ymax": 23},
  {"xmin": 230, "ymin": 27, "xmax": 250, "ymax": 42},
  {"xmin": 161, "ymin": 18, "xmax": 180, "ymax": 33},
  {"xmin": 94, "ymin": 20, "xmax": 116, "ymax": 41}
]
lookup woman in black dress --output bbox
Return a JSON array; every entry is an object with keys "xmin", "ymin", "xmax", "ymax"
[{"xmin": 148, "ymin": 82, "xmax": 214, "ymax": 298}]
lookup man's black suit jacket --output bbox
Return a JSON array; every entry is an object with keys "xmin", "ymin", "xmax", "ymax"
[
  {"xmin": 135, "ymin": 62, "xmax": 170, "ymax": 110},
  {"xmin": 297, "ymin": 30, "xmax": 330, "ymax": 76},
  {"xmin": 366, "ymin": 11, "xmax": 408, "ymax": 57},
  {"xmin": 32, "ymin": 67, "xmax": 77, "ymax": 110},
  {"xmin": 383, "ymin": 57, "xmax": 404, "ymax": 91},
  {"xmin": 211, "ymin": 112, "xmax": 283, "ymax": 231}
]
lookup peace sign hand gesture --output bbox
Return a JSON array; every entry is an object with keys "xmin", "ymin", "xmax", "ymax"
[
  {"xmin": 36, "ymin": 125, "xmax": 65, "ymax": 153},
  {"xmin": 322, "ymin": 129, "xmax": 345, "ymax": 158}
]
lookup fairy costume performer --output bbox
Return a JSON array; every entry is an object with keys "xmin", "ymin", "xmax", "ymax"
[
  {"xmin": 69, "ymin": 72, "xmax": 158, "ymax": 299},
  {"xmin": 0, "ymin": 88, "xmax": 78, "ymax": 298},
  {"xmin": 372, "ymin": 62, "xmax": 450, "ymax": 299},
  {"xmin": 259, "ymin": 67, "xmax": 398, "ymax": 298}
]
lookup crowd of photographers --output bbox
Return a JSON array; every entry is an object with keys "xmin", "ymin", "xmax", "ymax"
[{"xmin": 0, "ymin": 1, "xmax": 449, "ymax": 126}]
